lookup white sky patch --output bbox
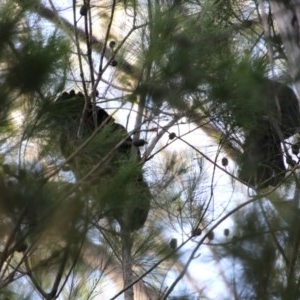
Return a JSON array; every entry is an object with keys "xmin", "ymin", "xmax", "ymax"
[{"xmin": 10, "ymin": 109, "xmax": 24, "ymax": 128}]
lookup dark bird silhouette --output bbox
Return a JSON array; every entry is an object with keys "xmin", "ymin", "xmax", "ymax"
[
  {"xmin": 239, "ymin": 80, "xmax": 300, "ymax": 188},
  {"xmin": 56, "ymin": 91, "xmax": 150, "ymax": 231}
]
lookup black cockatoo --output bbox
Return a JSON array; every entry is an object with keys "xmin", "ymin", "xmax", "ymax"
[
  {"xmin": 55, "ymin": 90, "xmax": 150, "ymax": 231},
  {"xmin": 238, "ymin": 80, "xmax": 300, "ymax": 188}
]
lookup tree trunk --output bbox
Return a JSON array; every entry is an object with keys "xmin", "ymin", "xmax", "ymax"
[
  {"xmin": 121, "ymin": 228, "xmax": 134, "ymax": 300},
  {"xmin": 270, "ymin": 0, "xmax": 300, "ymax": 94}
]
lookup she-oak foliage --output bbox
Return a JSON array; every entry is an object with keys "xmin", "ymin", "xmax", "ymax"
[{"xmin": 1, "ymin": 0, "xmax": 300, "ymax": 299}]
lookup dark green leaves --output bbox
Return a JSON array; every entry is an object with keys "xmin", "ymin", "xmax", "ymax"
[
  {"xmin": 208, "ymin": 55, "xmax": 269, "ymax": 130},
  {"xmin": 6, "ymin": 34, "xmax": 70, "ymax": 93},
  {"xmin": 0, "ymin": 2, "xmax": 23, "ymax": 56}
]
